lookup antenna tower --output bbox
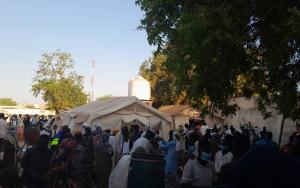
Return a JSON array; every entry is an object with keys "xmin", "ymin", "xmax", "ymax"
[{"xmin": 90, "ymin": 60, "xmax": 95, "ymax": 101}]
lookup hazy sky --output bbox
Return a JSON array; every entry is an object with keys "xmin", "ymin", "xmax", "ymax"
[{"xmin": 0, "ymin": 0, "xmax": 155, "ymax": 104}]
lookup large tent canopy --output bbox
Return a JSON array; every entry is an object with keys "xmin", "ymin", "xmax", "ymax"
[{"xmin": 59, "ymin": 97, "xmax": 171, "ymax": 138}]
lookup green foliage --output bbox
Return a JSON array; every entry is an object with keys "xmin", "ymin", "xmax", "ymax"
[
  {"xmin": 0, "ymin": 98, "xmax": 17, "ymax": 106},
  {"xmin": 139, "ymin": 54, "xmax": 187, "ymax": 108},
  {"xmin": 97, "ymin": 95, "xmax": 114, "ymax": 101},
  {"xmin": 136, "ymin": 0, "xmax": 300, "ymax": 120},
  {"xmin": 31, "ymin": 50, "xmax": 87, "ymax": 113}
]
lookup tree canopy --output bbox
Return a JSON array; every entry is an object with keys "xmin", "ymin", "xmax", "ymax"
[
  {"xmin": 139, "ymin": 54, "xmax": 187, "ymax": 108},
  {"xmin": 0, "ymin": 98, "xmax": 17, "ymax": 106},
  {"xmin": 31, "ymin": 50, "xmax": 87, "ymax": 114},
  {"xmin": 136, "ymin": 0, "xmax": 300, "ymax": 144},
  {"xmin": 136, "ymin": 0, "xmax": 300, "ymax": 117}
]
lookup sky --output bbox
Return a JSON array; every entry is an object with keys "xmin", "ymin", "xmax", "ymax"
[{"xmin": 0, "ymin": 0, "xmax": 155, "ymax": 104}]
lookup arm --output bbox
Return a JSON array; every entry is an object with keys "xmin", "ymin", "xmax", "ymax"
[{"xmin": 159, "ymin": 140, "xmax": 169, "ymax": 150}]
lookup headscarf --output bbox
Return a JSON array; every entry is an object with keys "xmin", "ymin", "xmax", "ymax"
[
  {"xmin": 59, "ymin": 138, "xmax": 77, "ymax": 153},
  {"xmin": 93, "ymin": 126, "xmax": 103, "ymax": 136}
]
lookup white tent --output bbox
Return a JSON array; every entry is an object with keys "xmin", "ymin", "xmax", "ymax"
[{"xmin": 59, "ymin": 97, "xmax": 172, "ymax": 139}]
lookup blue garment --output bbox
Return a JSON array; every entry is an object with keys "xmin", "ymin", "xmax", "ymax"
[
  {"xmin": 159, "ymin": 140, "xmax": 178, "ymax": 175},
  {"xmin": 53, "ymin": 130, "xmax": 62, "ymax": 139},
  {"xmin": 31, "ymin": 117, "xmax": 37, "ymax": 126},
  {"xmin": 256, "ymin": 139, "xmax": 277, "ymax": 147}
]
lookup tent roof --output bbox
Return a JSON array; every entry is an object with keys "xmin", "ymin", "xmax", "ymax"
[
  {"xmin": 159, "ymin": 105, "xmax": 193, "ymax": 116},
  {"xmin": 61, "ymin": 97, "xmax": 171, "ymax": 123}
]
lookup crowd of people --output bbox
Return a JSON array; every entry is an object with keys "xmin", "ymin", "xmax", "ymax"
[{"xmin": 0, "ymin": 112, "xmax": 300, "ymax": 188}]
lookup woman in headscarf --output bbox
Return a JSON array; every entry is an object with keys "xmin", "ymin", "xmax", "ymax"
[
  {"xmin": 82, "ymin": 127, "xmax": 95, "ymax": 188},
  {"xmin": 49, "ymin": 137, "xmax": 79, "ymax": 188},
  {"xmin": 94, "ymin": 132, "xmax": 114, "ymax": 188}
]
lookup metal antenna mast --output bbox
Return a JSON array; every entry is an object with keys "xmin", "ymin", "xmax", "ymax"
[{"xmin": 90, "ymin": 60, "xmax": 95, "ymax": 101}]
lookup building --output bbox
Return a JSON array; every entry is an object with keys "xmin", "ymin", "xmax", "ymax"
[
  {"xmin": 0, "ymin": 104, "xmax": 55, "ymax": 116},
  {"xmin": 159, "ymin": 105, "xmax": 200, "ymax": 129},
  {"xmin": 128, "ymin": 75, "xmax": 151, "ymax": 105},
  {"xmin": 204, "ymin": 97, "xmax": 297, "ymax": 145}
]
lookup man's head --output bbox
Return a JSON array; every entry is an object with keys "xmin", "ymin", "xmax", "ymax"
[
  {"xmin": 0, "ymin": 113, "xmax": 4, "ymax": 119},
  {"xmin": 266, "ymin": 132, "xmax": 273, "ymax": 141},
  {"xmin": 104, "ymin": 128, "xmax": 111, "ymax": 134},
  {"xmin": 145, "ymin": 129, "xmax": 156, "ymax": 141},
  {"xmin": 169, "ymin": 130, "xmax": 175, "ymax": 141},
  {"xmin": 263, "ymin": 126, "xmax": 267, "ymax": 132},
  {"xmin": 37, "ymin": 134, "xmax": 50, "ymax": 150},
  {"xmin": 121, "ymin": 126, "xmax": 129, "ymax": 137},
  {"xmin": 74, "ymin": 133, "xmax": 83, "ymax": 144},
  {"xmin": 224, "ymin": 125, "xmax": 228, "ymax": 130}
]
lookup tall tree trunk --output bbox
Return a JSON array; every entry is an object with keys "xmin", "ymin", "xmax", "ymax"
[
  {"xmin": 55, "ymin": 108, "xmax": 59, "ymax": 115},
  {"xmin": 278, "ymin": 115, "xmax": 286, "ymax": 147}
]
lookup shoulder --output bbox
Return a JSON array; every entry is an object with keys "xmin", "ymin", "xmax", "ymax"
[
  {"xmin": 227, "ymin": 152, "xmax": 234, "ymax": 157},
  {"xmin": 216, "ymin": 151, "xmax": 222, "ymax": 157},
  {"xmin": 187, "ymin": 158, "xmax": 197, "ymax": 166}
]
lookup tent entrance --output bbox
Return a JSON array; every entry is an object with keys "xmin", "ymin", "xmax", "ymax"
[{"xmin": 121, "ymin": 119, "xmax": 146, "ymax": 130}]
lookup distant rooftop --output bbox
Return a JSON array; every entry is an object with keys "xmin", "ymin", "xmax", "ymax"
[{"xmin": 159, "ymin": 105, "xmax": 194, "ymax": 116}]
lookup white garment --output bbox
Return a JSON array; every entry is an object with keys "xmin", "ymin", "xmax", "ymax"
[
  {"xmin": 193, "ymin": 141, "xmax": 199, "ymax": 157},
  {"xmin": 109, "ymin": 135, "xmax": 116, "ymax": 168},
  {"xmin": 109, "ymin": 155, "xmax": 131, "ymax": 188},
  {"xmin": 182, "ymin": 159, "xmax": 216, "ymax": 187},
  {"xmin": 122, "ymin": 141, "xmax": 130, "ymax": 155},
  {"xmin": 200, "ymin": 125, "xmax": 209, "ymax": 135},
  {"xmin": 115, "ymin": 134, "xmax": 124, "ymax": 162},
  {"xmin": 176, "ymin": 136, "xmax": 185, "ymax": 151},
  {"xmin": 0, "ymin": 119, "xmax": 7, "ymax": 139},
  {"xmin": 31, "ymin": 117, "xmax": 37, "ymax": 125},
  {"xmin": 109, "ymin": 136, "xmax": 116, "ymax": 151},
  {"xmin": 225, "ymin": 129, "xmax": 232, "ymax": 135},
  {"xmin": 215, "ymin": 151, "xmax": 233, "ymax": 173},
  {"xmin": 17, "ymin": 118, "xmax": 23, "ymax": 127},
  {"xmin": 131, "ymin": 136, "xmax": 151, "ymax": 154}
]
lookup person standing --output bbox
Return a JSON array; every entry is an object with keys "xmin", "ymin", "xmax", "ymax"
[
  {"xmin": 31, "ymin": 114, "xmax": 38, "ymax": 126},
  {"xmin": 182, "ymin": 151, "xmax": 216, "ymax": 188},
  {"xmin": 95, "ymin": 132, "xmax": 114, "ymax": 188},
  {"xmin": 115, "ymin": 126, "xmax": 133, "ymax": 162},
  {"xmin": 82, "ymin": 127, "xmax": 95, "ymax": 188},
  {"xmin": 23, "ymin": 115, "xmax": 31, "ymax": 128},
  {"xmin": 49, "ymin": 137, "xmax": 79, "ymax": 188},
  {"xmin": 159, "ymin": 130, "xmax": 178, "ymax": 175},
  {"xmin": 215, "ymin": 135, "xmax": 233, "ymax": 177},
  {"xmin": 22, "ymin": 135, "xmax": 51, "ymax": 188},
  {"xmin": 176, "ymin": 125, "xmax": 185, "ymax": 167},
  {"xmin": 131, "ymin": 129, "xmax": 156, "ymax": 154},
  {"xmin": 0, "ymin": 113, "xmax": 7, "ymax": 141}
]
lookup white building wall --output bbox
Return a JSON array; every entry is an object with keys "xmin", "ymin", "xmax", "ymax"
[
  {"xmin": 205, "ymin": 98, "xmax": 296, "ymax": 144},
  {"xmin": 174, "ymin": 115, "xmax": 190, "ymax": 129},
  {"xmin": 128, "ymin": 76, "xmax": 151, "ymax": 101}
]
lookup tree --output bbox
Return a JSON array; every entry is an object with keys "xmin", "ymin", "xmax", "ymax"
[
  {"xmin": 0, "ymin": 98, "xmax": 17, "ymax": 106},
  {"xmin": 136, "ymin": 0, "xmax": 300, "ymax": 144},
  {"xmin": 31, "ymin": 50, "xmax": 88, "ymax": 114},
  {"xmin": 136, "ymin": 0, "xmax": 253, "ymax": 115},
  {"xmin": 139, "ymin": 54, "xmax": 187, "ymax": 108},
  {"xmin": 97, "ymin": 95, "xmax": 114, "ymax": 101}
]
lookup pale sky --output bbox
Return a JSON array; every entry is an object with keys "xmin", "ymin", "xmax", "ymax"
[{"xmin": 0, "ymin": 0, "xmax": 154, "ymax": 104}]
